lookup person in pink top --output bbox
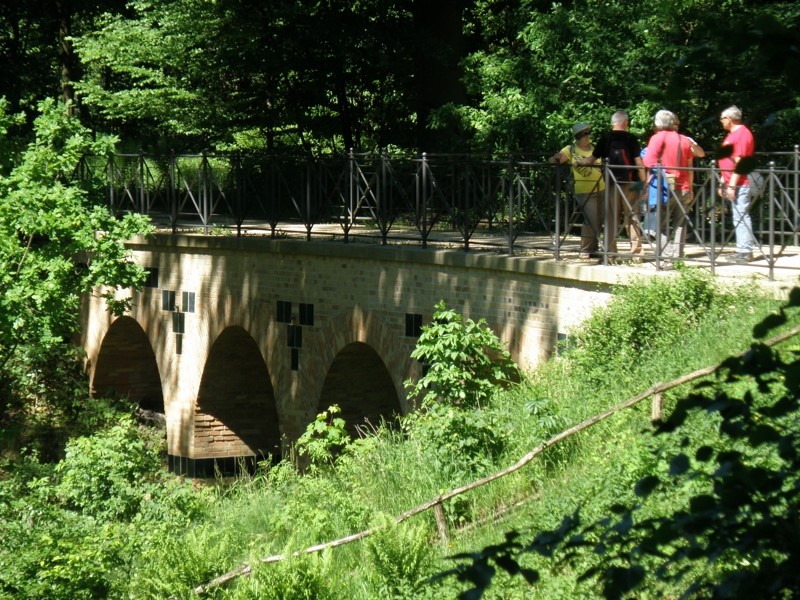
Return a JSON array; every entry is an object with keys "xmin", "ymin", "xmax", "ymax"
[
  {"xmin": 718, "ymin": 105, "xmax": 756, "ymax": 262},
  {"xmin": 643, "ymin": 110, "xmax": 702, "ymax": 259}
]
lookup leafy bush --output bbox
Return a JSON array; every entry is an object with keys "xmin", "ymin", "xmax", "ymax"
[
  {"xmin": 405, "ymin": 300, "xmax": 519, "ymax": 410},
  {"xmin": 403, "ymin": 403, "xmax": 506, "ymax": 479},
  {"xmin": 295, "ymin": 404, "xmax": 351, "ymax": 471},
  {"xmin": 566, "ymin": 266, "xmax": 717, "ymax": 384},
  {"xmin": 55, "ymin": 417, "xmax": 159, "ymax": 520},
  {"xmin": 400, "ymin": 301, "xmax": 516, "ymax": 481},
  {"xmin": 239, "ymin": 550, "xmax": 340, "ymax": 600},
  {"xmin": 365, "ymin": 517, "xmax": 437, "ymax": 599},
  {"xmin": 437, "ymin": 288, "xmax": 800, "ymax": 599}
]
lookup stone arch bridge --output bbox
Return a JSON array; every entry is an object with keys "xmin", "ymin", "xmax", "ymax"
[{"xmin": 81, "ymin": 234, "xmax": 624, "ymax": 476}]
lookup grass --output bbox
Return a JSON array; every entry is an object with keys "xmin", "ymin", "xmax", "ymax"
[
  {"xmin": 143, "ymin": 271, "xmax": 790, "ymax": 599},
  {"xmin": 2, "ymin": 270, "xmax": 794, "ymax": 599}
]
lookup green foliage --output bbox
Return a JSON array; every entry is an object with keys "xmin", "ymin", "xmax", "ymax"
[
  {"xmin": 403, "ymin": 403, "xmax": 506, "ymax": 480},
  {"xmin": 365, "ymin": 517, "xmax": 437, "ymax": 599},
  {"xmin": 240, "ymin": 551, "xmax": 340, "ymax": 600},
  {"xmin": 567, "ymin": 266, "xmax": 717, "ymax": 385},
  {"xmin": 295, "ymin": 404, "xmax": 351, "ymax": 471},
  {"xmin": 437, "ymin": 288, "xmax": 800, "ymax": 599},
  {"xmin": 432, "ymin": 0, "xmax": 800, "ymax": 155},
  {"xmin": 405, "ymin": 300, "xmax": 519, "ymax": 410},
  {"xmin": 0, "ymin": 411, "xmax": 208, "ymax": 600},
  {"xmin": 125, "ymin": 528, "xmax": 237, "ymax": 600},
  {"xmin": 55, "ymin": 417, "xmax": 159, "ymax": 520},
  {"xmin": 265, "ymin": 474, "xmax": 371, "ymax": 546},
  {"xmin": 72, "ymin": 0, "xmax": 418, "ymax": 153},
  {"xmin": 0, "ymin": 98, "xmax": 152, "ymax": 386}
]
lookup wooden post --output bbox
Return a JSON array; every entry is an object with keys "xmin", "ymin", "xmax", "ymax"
[
  {"xmin": 433, "ymin": 502, "xmax": 449, "ymax": 544},
  {"xmin": 651, "ymin": 392, "xmax": 663, "ymax": 423}
]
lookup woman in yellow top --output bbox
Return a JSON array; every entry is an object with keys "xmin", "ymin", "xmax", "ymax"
[{"xmin": 549, "ymin": 123, "xmax": 605, "ymax": 259}]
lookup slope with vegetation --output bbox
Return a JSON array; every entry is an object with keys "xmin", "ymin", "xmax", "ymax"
[{"xmin": 2, "ymin": 261, "xmax": 797, "ymax": 598}]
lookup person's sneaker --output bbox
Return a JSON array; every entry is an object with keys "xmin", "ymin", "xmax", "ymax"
[{"xmin": 725, "ymin": 252, "xmax": 753, "ymax": 263}]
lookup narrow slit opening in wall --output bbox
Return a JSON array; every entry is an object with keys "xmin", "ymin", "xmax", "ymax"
[
  {"xmin": 291, "ymin": 348, "xmax": 299, "ymax": 371},
  {"xmin": 182, "ymin": 291, "xmax": 195, "ymax": 313},
  {"xmin": 287, "ymin": 324, "xmax": 302, "ymax": 348},
  {"xmin": 405, "ymin": 313, "xmax": 422, "ymax": 337},
  {"xmin": 277, "ymin": 300, "xmax": 292, "ymax": 323},
  {"xmin": 172, "ymin": 312, "xmax": 185, "ymax": 334},
  {"xmin": 176, "ymin": 334, "xmax": 183, "ymax": 355},
  {"xmin": 162, "ymin": 290, "xmax": 176, "ymax": 311},
  {"xmin": 556, "ymin": 332, "xmax": 570, "ymax": 356},
  {"xmin": 299, "ymin": 303, "xmax": 314, "ymax": 326},
  {"xmin": 145, "ymin": 267, "xmax": 159, "ymax": 288}
]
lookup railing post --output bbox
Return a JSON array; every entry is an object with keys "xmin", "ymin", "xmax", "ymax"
[
  {"xmin": 138, "ymin": 150, "xmax": 146, "ymax": 215},
  {"xmin": 554, "ymin": 159, "xmax": 562, "ymax": 260},
  {"xmin": 603, "ymin": 159, "xmax": 611, "ymax": 265},
  {"xmin": 169, "ymin": 151, "xmax": 178, "ymax": 234},
  {"xmin": 651, "ymin": 392, "xmax": 663, "ymax": 423},
  {"xmin": 380, "ymin": 149, "xmax": 389, "ymax": 245},
  {"xmin": 432, "ymin": 502, "xmax": 449, "ymax": 544},
  {"xmin": 420, "ymin": 152, "xmax": 428, "ymax": 249},
  {"xmin": 201, "ymin": 151, "xmax": 210, "ymax": 234},
  {"xmin": 107, "ymin": 155, "xmax": 116, "ymax": 214},
  {"xmin": 508, "ymin": 155, "xmax": 514, "ymax": 256},
  {"xmin": 234, "ymin": 153, "xmax": 243, "ymax": 237},
  {"xmin": 346, "ymin": 148, "xmax": 356, "ymax": 243},
  {"xmin": 709, "ymin": 161, "xmax": 718, "ymax": 276},
  {"xmin": 794, "ymin": 145, "xmax": 799, "ymax": 247},
  {"xmin": 768, "ymin": 161, "xmax": 776, "ymax": 281}
]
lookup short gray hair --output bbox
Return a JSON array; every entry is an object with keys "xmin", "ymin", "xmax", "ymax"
[
  {"xmin": 653, "ymin": 110, "xmax": 677, "ymax": 130},
  {"xmin": 721, "ymin": 105, "xmax": 742, "ymax": 121},
  {"xmin": 611, "ymin": 111, "xmax": 628, "ymax": 126}
]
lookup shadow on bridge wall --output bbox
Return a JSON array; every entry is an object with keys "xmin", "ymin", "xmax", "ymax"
[
  {"xmin": 194, "ymin": 326, "xmax": 281, "ymax": 465},
  {"xmin": 91, "ymin": 316, "xmax": 163, "ymax": 413}
]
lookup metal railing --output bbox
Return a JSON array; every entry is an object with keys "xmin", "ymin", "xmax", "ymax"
[{"xmin": 76, "ymin": 147, "xmax": 800, "ymax": 279}]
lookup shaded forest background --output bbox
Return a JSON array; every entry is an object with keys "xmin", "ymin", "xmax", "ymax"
[{"xmin": 1, "ymin": 0, "xmax": 798, "ymax": 158}]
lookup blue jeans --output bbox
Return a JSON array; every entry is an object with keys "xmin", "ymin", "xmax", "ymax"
[{"xmin": 731, "ymin": 185, "xmax": 755, "ymax": 254}]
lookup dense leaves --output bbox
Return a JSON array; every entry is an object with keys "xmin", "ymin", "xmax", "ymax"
[
  {"xmin": 405, "ymin": 300, "xmax": 519, "ymax": 410},
  {"xmin": 3, "ymin": 1, "xmax": 799, "ymax": 154},
  {"xmin": 0, "ymin": 99, "xmax": 151, "ymax": 378}
]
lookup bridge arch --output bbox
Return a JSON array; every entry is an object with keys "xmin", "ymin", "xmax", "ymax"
[
  {"xmin": 317, "ymin": 341, "xmax": 402, "ymax": 436},
  {"xmin": 296, "ymin": 307, "xmax": 417, "ymax": 438},
  {"xmin": 192, "ymin": 325, "xmax": 281, "ymax": 473},
  {"xmin": 91, "ymin": 315, "xmax": 163, "ymax": 412}
]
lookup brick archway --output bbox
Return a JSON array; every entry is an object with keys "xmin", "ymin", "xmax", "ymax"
[
  {"xmin": 91, "ymin": 315, "xmax": 163, "ymax": 412},
  {"xmin": 317, "ymin": 341, "xmax": 403, "ymax": 436},
  {"xmin": 192, "ymin": 326, "xmax": 281, "ymax": 474}
]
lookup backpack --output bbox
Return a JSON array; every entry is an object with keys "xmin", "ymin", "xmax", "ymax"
[
  {"xmin": 748, "ymin": 170, "xmax": 766, "ymax": 199},
  {"xmin": 606, "ymin": 135, "xmax": 635, "ymax": 181},
  {"xmin": 647, "ymin": 165, "xmax": 670, "ymax": 208}
]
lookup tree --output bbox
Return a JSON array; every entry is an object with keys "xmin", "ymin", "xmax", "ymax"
[
  {"xmin": 0, "ymin": 98, "xmax": 151, "ymax": 405},
  {"xmin": 0, "ymin": 1, "xmax": 128, "ymax": 122},
  {"xmin": 435, "ymin": 0, "xmax": 800, "ymax": 156},
  {"xmin": 72, "ymin": 0, "xmax": 421, "ymax": 153}
]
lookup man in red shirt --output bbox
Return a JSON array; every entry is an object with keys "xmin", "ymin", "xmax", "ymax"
[
  {"xmin": 643, "ymin": 110, "xmax": 700, "ymax": 259},
  {"xmin": 718, "ymin": 105, "xmax": 756, "ymax": 262}
]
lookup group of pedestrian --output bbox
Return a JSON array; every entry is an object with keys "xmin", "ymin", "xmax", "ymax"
[{"xmin": 551, "ymin": 105, "xmax": 756, "ymax": 264}]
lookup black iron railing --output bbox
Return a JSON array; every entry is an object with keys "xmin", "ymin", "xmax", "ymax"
[{"xmin": 75, "ymin": 148, "xmax": 800, "ymax": 278}]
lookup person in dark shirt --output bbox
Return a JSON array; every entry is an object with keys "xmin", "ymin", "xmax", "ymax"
[{"xmin": 579, "ymin": 111, "xmax": 646, "ymax": 261}]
